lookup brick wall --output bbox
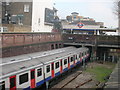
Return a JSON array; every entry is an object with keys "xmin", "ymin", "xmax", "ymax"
[
  {"xmin": 1, "ymin": 32, "xmax": 62, "ymax": 48},
  {"xmin": 1, "ymin": 42, "xmax": 63, "ymax": 57},
  {"xmin": 0, "ymin": 32, "xmax": 63, "ymax": 57}
]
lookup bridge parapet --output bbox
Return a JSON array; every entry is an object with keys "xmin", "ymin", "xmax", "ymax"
[{"xmin": 62, "ymin": 34, "xmax": 120, "ymax": 46}]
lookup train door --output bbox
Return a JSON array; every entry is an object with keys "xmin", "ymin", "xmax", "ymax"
[
  {"xmin": 0, "ymin": 81, "xmax": 5, "ymax": 90},
  {"xmin": 73, "ymin": 55, "xmax": 76, "ymax": 65},
  {"xmin": 30, "ymin": 69, "xmax": 35, "ymax": 88},
  {"xmin": 51, "ymin": 63, "xmax": 55, "ymax": 78},
  {"xmin": 10, "ymin": 75, "xmax": 16, "ymax": 90},
  {"xmin": 60, "ymin": 59, "xmax": 63, "ymax": 73},
  {"xmin": 68, "ymin": 57, "xmax": 70, "ymax": 69}
]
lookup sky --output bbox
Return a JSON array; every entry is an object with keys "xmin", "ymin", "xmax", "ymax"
[{"xmin": 53, "ymin": 0, "xmax": 118, "ymax": 28}]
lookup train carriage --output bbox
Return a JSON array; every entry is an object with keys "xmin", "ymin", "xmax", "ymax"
[{"xmin": 0, "ymin": 47, "xmax": 90, "ymax": 90}]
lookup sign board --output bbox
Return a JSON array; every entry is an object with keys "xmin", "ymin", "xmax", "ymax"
[
  {"xmin": 77, "ymin": 23, "xmax": 84, "ymax": 28},
  {"xmin": 45, "ymin": 8, "xmax": 54, "ymax": 24}
]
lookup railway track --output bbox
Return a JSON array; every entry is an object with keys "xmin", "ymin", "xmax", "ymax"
[
  {"xmin": 59, "ymin": 71, "xmax": 82, "ymax": 89},
  {"xmin": 51, "ymin": 70, "xmax": 93, "ymax": 89}
]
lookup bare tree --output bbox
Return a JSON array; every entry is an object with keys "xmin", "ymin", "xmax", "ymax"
[
  {"xmin": 114, "ymin": 0, "xmax": 120, "ymax": 30},
  {"xmin": 113, "ymin": 0, "xmax": 119, "ymax": 15}
]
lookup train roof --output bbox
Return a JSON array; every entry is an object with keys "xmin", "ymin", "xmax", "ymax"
[{"xmin": 0, "ymin": 47, "xmax": 88, "ymax": 80}]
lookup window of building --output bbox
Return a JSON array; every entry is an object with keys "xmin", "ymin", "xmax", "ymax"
[
  {"xmin": 74, "ymin": 16, "xmax": 76, "ymax": 19},
  {"xmin": 37, "ymin": 68, "xmax": 42, "ymax": 77},
  {"xmin": 19, "ymin": 73, "xmax": 28, "ymax": 85},
  {"xmin": 51, "ymin": 44, "xmax": 54, "ymax": 49},
  {"xmin": 59, "ymin": 44, "xmax": 62, "ymax": 48},
  {"xmin": 46, "ymin": 65, "xmax": 50, "ymax": 73},
  {"xmin": 55, "ymin": 62, "xmax": 59, "ymax": 69},
  {"xmin": 55, "ymin": 44, "xmax": 58, "ymax": 49},
  {"xmin": 38, "ymin": 18, "xmax": 40, "ymax": 24},
  {"xmin": 64, "ymin": 59, "xmax": 67, "ymax": 65},
  {"xmin": 24, "ymin": 5, "xmax": 29, "ymax": 12}
]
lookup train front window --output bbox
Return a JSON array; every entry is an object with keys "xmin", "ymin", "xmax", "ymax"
[
  {"xmin": 19, "ymin": 73, "xmax": 28, "ymax": 84},
  {"xmin": 0, "ymin": 81, "xmax": 5, "ymax": 90}
]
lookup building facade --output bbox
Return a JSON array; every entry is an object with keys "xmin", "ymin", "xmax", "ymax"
[
  {"xmin": 2, "ymin": 0, "xmax": 54, "ymax": 32},
  {"xmin": 66, "ymin": 12, "xmax": 104, "ymax": 28},
  {"xmin": 118, "ymin": 1, "xmax": 120, "ymax": 32},
  {"xmin": 0, "ymin": 1, "xmax": 2, "ymax": 24}
]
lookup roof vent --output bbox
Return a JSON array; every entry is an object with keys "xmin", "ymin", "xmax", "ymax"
[
  {"xmin": 11, "ymin": 59, "xmax": 15, "ymax": 61},
  {"xmin": 56, "ymin": 57, "xmax": 58, "ymax": 59},
  {"xmin": 20, "ymin": 66, "xmax": 26, "ymax": 69}
]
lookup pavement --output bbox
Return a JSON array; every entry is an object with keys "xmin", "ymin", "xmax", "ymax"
[{"xmin": 104, "ymin": 60, "xmax": 120, "ymax": 89}]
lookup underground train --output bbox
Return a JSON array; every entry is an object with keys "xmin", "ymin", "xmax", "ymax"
[{"xmin": 0, "ymin": 47, "xmax": 89, "ymax": 90}]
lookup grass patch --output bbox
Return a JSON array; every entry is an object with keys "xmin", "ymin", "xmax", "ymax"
[{"xmin": 86, "ymin": 63, "xmax": 115, "ymax": 82}]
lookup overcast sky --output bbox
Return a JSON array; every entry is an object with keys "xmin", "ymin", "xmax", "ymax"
[{"xmin": 53, "ymin": 0, "xmax": 118, "ymax": 28}]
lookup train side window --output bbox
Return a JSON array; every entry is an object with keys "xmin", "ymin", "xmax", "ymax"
[
  {"xmin": 71, "ymin": 57, "xmax": 73, "ymax": 62},
  {"xmin": 46, "ymin": 65, "xmax": 50, "ymax": 73},
  {"xmin": 55, "ymin": 62, "xmax": 59, "ymax": 69},
  {"xmin": 79, "ymin": 53, "xmax": 81, "ymax": 58},
  {"xmin": 31, "ymin": 70, "xmax": 35, "ymax": 79},
  {"xmin": 76, "ymin": 55, "xmax": 77, "ymax": 59},
  {"xmin": 82, "ymin": 53, "xmax": 84, "ymax": 56},
  {"xmin": 0, "ymin": 81, "xmax": 5, "ymax": 90},
  {"xmin": 37, "ymin": 68, "xmax": 42, "ymax": 77},
  {"xmin": 88, "ymin": 51, "xmax": 89, "ymax": 54},
  {"xmin": 64, "ymin": 59, "xmax": 67, "ymax": 65},
  {"xmin": 19, "ymin": 73, "xmax": 28, "ymax": 85}
]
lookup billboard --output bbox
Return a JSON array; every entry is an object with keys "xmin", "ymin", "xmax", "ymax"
[{"xmin": 44, "ymin": 8, "xmax": 54, "ymax": 24}]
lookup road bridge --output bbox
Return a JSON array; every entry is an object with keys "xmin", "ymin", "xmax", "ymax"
[{"xmin": 62, "ymin": 34, "xmax": 120, "ymax": 62}]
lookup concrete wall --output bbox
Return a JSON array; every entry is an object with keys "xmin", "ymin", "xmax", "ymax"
[{"xmin": 32, "ymin": 0, "xmax": 53, "ymax": 32}]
